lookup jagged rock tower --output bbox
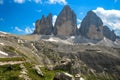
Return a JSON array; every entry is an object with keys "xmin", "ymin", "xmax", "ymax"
[
  {"xmin": 34, "ymin": 13, "xmax": 53, "ymax": 35},
  {"xmin": 79, "ymin": 11, "xmax": 104, "ymax": 40},
  {"xmin": 79, "ymin": 10, "xmax": 117, "ymax": 41},
  {"xmin": 54, "ymin": 5, "xmax": 77, "ymax": 36}
]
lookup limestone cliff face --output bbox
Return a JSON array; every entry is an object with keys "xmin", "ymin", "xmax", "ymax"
[
  {"xmin": 79, "ymin": 11, "xmax": 104, "ymax": 40},
  {"xmin": 34, "ymin": 13, "xmax": 53, "ymax": 35},
  {"xmin": 54, "ymin": 5, "xmax": 77, "ymax": 36},
  {"xmin": 103, "ymin": 26, "xmax": 117, "ymax": 41}
]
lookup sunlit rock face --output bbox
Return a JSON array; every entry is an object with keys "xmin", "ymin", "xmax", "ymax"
[
  {"xmin": 54, "ymin": 5, "xmax": 77, "ymax": 36},
  {"xmin": 34, "ymin": 13, "xmax": 53, "ymax": 35},
  {"xmin": 79, "ymin": 11, "xmax": 104, "ymax": 40},
  {"xmin": 103, "ymin": 26, "xmax": 117, "ymax": 41}
]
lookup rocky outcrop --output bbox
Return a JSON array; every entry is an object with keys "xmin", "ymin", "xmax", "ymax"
[
  {"xmin": 103, "ymin": 26, "xmax": 117, "ymax": 41},
  {"xmin": 34, "ymin": 65, "xmax": 44, "ymax": 77},
  {"xmin": 53, "ymin": 72, "xmax": 74, "ymax": 80},
  {"xmin": 54, "ymin": 5, "xmax": 77, "ymax": 36},
  {"xmin": 34, "ymin": 13, "xmax": 53, "ymax": 35},
  {"xmin": 79, "ymin": 11, "xmax": 104, "ymax": 40},
  {"xmin": 54, "ymin": 58, "xmax": 83, "ymax": 74},
  {"xmin": 79, "ymin": 10, "xmax": 118, "ymax": 41}
]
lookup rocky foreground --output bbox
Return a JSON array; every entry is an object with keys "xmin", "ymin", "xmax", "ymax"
[{"xmin": 0, "ymin": 31, "xmax": 120, "ymax": 80}]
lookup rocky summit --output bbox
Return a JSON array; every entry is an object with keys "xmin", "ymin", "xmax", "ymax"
[
  {"xmin": 54, "ymin": 5, "xmax": 77, "ymax": 36},
  {"xmin": 103, "ymin": 26, "xmax": 117, "ymax": 41},
  {"xmin": 79, "ymin": 11, "xmax": 104, "ymax": 40},
  {"xmin": 33, "ymin": 5, "xmax": 119, "ymax": 41},
  {"xmin": 34, "ymin": 13, "xmax": 53, "ymax": 35},
  {"xmin": 79, "ymin": 11, "xmax": 118, "ymax": 41}
]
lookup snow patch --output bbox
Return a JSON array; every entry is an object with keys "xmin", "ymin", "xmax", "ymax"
[
  {"xmin": 0, "ymin": 51, "xmax": 8, "ymax": 56},
  {"xmin": 0, "ymin": 43, "xmax": 5, "ymax": 46},
  {"xmin": 43, "ymin": 37, "xmax": 72, "ymax": 45}
]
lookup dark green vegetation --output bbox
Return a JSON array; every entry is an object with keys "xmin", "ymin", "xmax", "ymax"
[
  {"xmin": 0, "ymin": 64, "xmax": 23, "ymax": 80},
  {"xmin": 24, "ymin": 62, "xmax": 62, "ymax": 80},
  {"xmin": 0, "ymin": 57, "xmax": 25, "ymax": 62}
]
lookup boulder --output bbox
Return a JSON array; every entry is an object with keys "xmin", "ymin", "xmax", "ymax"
[
  {"xmin": 53, "ymin": 72, "xmax": 74, "ymax": 80},
  {"xmin": 34, "ymin": 65, "xmax": 44, "ymax": 77}
]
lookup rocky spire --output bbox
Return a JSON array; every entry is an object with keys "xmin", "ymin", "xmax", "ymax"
[
  {"xmin": 33, "ymin": 13, "xmax": 53, "ymax": 35},
  {"xmin": 54, "ymin": 5, "xmax": 77, "ymax": 36},
  {"xmin": 103, "ymin": 26, "xmax": 117, "ymax": 41},
  {"xmin": 79, "ymin": 10, "xmax": 104, "ymax": 40}
]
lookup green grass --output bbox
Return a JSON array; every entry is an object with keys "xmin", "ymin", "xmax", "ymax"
[
  {"xmin": 3, "ymin": 46, "xmax": 16, "ymax": 54},
  {"xmin": 24, "ymin": 62, "xmax": 63, "ymax": 80},
  {"xmin": 0, "ymin": 64, "xmax": 23, "ymax": 80},
  {"xmin": 0, "ymin": 57, "xmax": 25, "ymax": 62}
]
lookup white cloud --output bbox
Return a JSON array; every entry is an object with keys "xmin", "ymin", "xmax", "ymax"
[
  {"xmin": 34, "ymin": 0, "xmax": 42, "ymax": 4},
  {"xmin": 36, "ymin": 9, "xmax": 41, "ymax": 13},
  {"xmin": 15, "ymin": 26, "xmax": 34, "ymax": 34},
  {"xmin": 93, "ymin": 7, "xmax": 120, "ymax": 32},
  {"xmin": 48, "ymin": 0, "xmax": 67, "ymax": 5},
  {"xmin": 14, "ymin": 0, "xmax": 25, "ymax": 4},
  {"xmin": 77, "ymin": 19, "xmax": 82, "ymax": 23},
  {"xmin": 114, "ymin": 0, "xmax": 117, "ymax": 3},
  {"xmin": 0, "ymin": 0, "xmax": 3, "ymax": 5},
  {"xmin": 15, "ymin": 26, "xmax": 23, "ymax": 32},
  {"xmin": 77, "ymin": 19, "xmax": 82, "ymax": 28},
  {"xmin": 0, "ymin": 18, "xmax": 4, "ymax": 21},
  {"xmin": 52, "ymin": 15, "xmax": 57, "ymax": 26},
  {"xmin": 25, "ymin": 27, "xmax": 34, "ymax": 34},
  {"xmin": 33, "ymin": 23, "xmax": 35, "ymax": 27}
]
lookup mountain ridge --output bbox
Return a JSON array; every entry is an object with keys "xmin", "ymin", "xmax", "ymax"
[{"xmin": 34, "ymin": 5, "xmax": 119, "ymax": 41}]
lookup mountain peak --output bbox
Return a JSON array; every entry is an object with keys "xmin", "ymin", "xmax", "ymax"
[
  {"xmin": 54, "ymin": 5, "xmax": 77, "ymax": 36},
  {"xmin": 33, "ymin": 13, "xmax": 53, "ymax": 35},
  {"xmin": 63, "ymin": 5, "xmax": 71, "ymax": 10},
  {"xmin": 79, "ymin": 10, "xmax": 104, "ymax": 40},
  {"xmin": 87, "ymin": 10, "xmax": 96, "ymax": 15}
]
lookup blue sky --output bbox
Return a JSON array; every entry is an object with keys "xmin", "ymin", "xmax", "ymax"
[{"xmin": 0, "ymin": 0, "xmax": 120, "ymax": 35}]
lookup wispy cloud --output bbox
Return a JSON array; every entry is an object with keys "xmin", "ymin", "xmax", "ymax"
[
  {"xmin": 36, "ymin": 9, "xmax": 41, "ymax": 13},
  {"xmin": 33, "ymin": 23, "xmax": 35, "ymax": 27},
  {"xmin": 13, "ymin": 0, "xmax": 67, "ymax": 4},
  {"xmin": 0, "ymin": 0, "xmax": 3, "ymax": 5},
  {"xmin": 93, "ymin": 7, "xmax": 120, "ymax": 35},
  {"xmin": 34, "ymin": 0, "xmax": 42, "ymax": 4},
  {"xmin": 15, "ymin": 26, "xmax": 23, "ymax": 32},
  {"xmin": 48, "ymin": 0, "xmax": 67, "ymax": 5},
  {"xmin": 77, "ymin": 19, "xmax": 82, "ymax": 28},
  {"xmin": 25, "ymin": 27, "xmax": 34, "ymax": 34},
  {"xmin": 0, "ymin": 18, "xmax": 4, "ymax": 21},
  {"xmin": 15, "ymin": 26, "xmax": 34, "ymax": 34},
  {"xmin": 114, "ymin": 0, "xmax": 117, "ymax": 3},
  {"xmin": 14, "ymin": 0, "xmax": 25, "ymax": 4}
]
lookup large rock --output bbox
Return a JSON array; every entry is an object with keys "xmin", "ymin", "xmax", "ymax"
[
  {"xmin": 103, "ymin": 26, "xmax": 117, "ymax": 41},
  {"xmin": 54, "ymin": 5, "xmax": 77, "ymax": 36},
  {"xmin": 34, "ymin": 13, "xmax": 53, "ymax": 35},
  {"xmin": 79, "ymin": 11, "xmax": 104, "ymax": 40},
  {"xmin": 54, "ymin": 58, "xmax": 83, "ymax": 74},
  {"xmin": 53, "ymin": 72, "xmax": 74, "ymax": 80}
]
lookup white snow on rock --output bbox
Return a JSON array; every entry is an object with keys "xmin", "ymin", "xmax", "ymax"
[
  {"xmin": 43, "ymin": 37, "xmax": 73, "ymax": 45},
  {"xmin": 0, "ymin": 43, "xmax": 5, "ymax": 46},
  {"xmin": 0, "ymin": 51, "xmax": 8, "ymax": 56}
]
